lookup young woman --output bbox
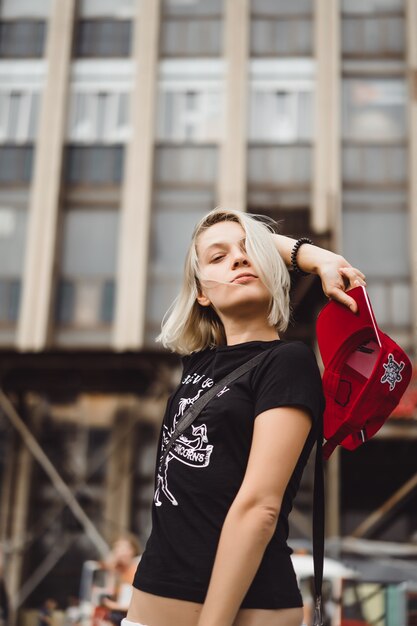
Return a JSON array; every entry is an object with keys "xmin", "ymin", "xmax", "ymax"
[{"xmin": 122, "ymin": 208, "xmax": 366, "ymax": 626}]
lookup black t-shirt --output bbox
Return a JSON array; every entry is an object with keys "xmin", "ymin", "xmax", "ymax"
[{"xmin": 133, "ymin": 339, "xmax": 325, "ymax": 609}]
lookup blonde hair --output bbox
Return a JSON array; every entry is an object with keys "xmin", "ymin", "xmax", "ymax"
[{"xmin": 156, "ymin": 208, "xmax": 291, "ymax": 355}]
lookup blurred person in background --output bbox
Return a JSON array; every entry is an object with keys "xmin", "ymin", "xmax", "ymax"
[
  {"xmin": 37, "ymin": 598, "xmax": 58, "ymax": 626},
  {"xmin": 63, "ymin": 595, "xmax": 81, "ymax": 626},
  {"xmin": 96, "ymin": 534, "xmax": 142, "ymax": 626}
]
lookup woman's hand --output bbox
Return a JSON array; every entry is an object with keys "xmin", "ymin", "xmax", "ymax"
[{"xmin": 317, "ymin": 260, "xmax": 367, "ymax": 313}]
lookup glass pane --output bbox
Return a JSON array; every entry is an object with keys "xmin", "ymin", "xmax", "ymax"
[
  {"xmin": 0, "ymin": 207, "xmax": 28, "ymax": 275},
  {"xmin": 248, "ymin": 145, "xmax": 312, "ymax": 186},
  {"xmin": 0, "ymin": 279, "xmax": 20, "ymax": 322},
  {"xmin": 342, "ymin": 16, "xmax": 405, "ymax": 57},
  {"xmin": 74, "ymin": 281, "xmax": 102, "ymax": 325},
  {"xmin": 251, "ymin": 0, "xmax": 312, "ymax": 14},
  {"xmin": 78, "ymin": 0, "xmax": 135, "ymax": 18},
  {"xmin": 75, "ymin": 20, "xmax": 132, "ymax": 58},
  {"xmin": 61, "ymin": 209, "xmax": 119, "ymax": 276},
  {"xmin": 149, "ymin": 207, "xmax": 210, "ymax": 274},
  {"xmin": 65, "ymin": 146, "xmax": 124, "ymax": 184},
  {"xmin": 146, "ymin": 189, "xmax": 215, "ymax": 331},
  {"xmin": 55, "ymin": 280, "xmax": 75, "ymax": 324},
  {"xmin": 0, "ymin": 21, "xmax": 46, "ymax": 58},
  {"xmin": 157, "ymin": 89, "xmax": 223, "ymax": 142},
  {"xmin": 154, "ymin": 146, "xmax": 218, "ymax": 185},
  {"xmin": 342, "ymin": 78, "xmax": 406, "ymax": 140},
  {"xmin": 391, "ymin": 282, "xmax": 411, "ymax": 326},
  {"xmin": 250, "ymin": 18, "xmax": 313, "ymax": 56},
  {"xmin": 1, "ymin": 0, "xmax": 51, "ymax": 18},
  {"xmin": 163, "ymin": 0, "xmax": 223, "ymax": 17},
  {"xmin": 249, "ymin": 90, "xmax": 313, "ymax": 141},
  {"xmin": 100, "ymin": 280, "xmax": 115, "ymax": 323},
  {"xmin": 27, "ymin": 92, "xmax": 40, "ymax": 140},
  {"xmin": 342, "ymin": 210, "xmax": 409, "ymax": 277},
  {"xmin": 0, "ymin": 146, "xmax": 33, "ymax": 183},
  {"xmin": 366, "ymin": 282, "xmax": 388, "ymax": 326},
  {"xmin": 342, "ymin": 0, "xmax": 404, "ymax": 14},
  {"xmin": 146, "ymin": 277, "xmax": 184, "ymax": 329},
  {"xmin": 342, "ymin": 145, "xmax": 406, "ymax": 185},
  {"xmin": 161, "ymin": 19, "xmax": 222, "ymax": 56}
]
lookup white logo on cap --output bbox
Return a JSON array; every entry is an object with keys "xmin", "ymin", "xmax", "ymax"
[{"xmin": 381, "ymin": 354, "xmax": 405, "ymax": 391}]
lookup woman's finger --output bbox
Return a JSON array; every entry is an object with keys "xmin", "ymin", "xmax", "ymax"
[
  {"xmin": 327, "ymin": 286, "xmax": 359, "ymax": 313},
  {"xmin": 338, "ymin": 266, "xmax": 367, "ymax": 284}
]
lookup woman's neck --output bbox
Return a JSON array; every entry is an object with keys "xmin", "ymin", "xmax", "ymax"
[{"xmin": 223, "ymin": 322, "xmax": 279, "ymax": 346}]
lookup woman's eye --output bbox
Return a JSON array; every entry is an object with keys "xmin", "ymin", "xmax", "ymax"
[{"xmin": 211, "ymin": 255, "xmax": 224, "ymax": 263}]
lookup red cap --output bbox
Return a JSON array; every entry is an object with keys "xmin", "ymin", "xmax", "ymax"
[{"xmin": 316, "ymin": 286, "xmax": 412, "ymax": 460}]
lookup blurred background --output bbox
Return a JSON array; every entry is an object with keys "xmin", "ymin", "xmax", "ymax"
[{"xmin": 0, "ymin": 0, "xmax": 416, "ymax": 624}]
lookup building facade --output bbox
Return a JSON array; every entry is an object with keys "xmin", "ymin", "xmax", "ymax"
[{"xmin": 0, "ymin": 0, "xmax": 416, "ymax": 620}]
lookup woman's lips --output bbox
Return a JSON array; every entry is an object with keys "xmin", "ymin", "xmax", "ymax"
[{"xmin": 231, "ymin": 275, "xmax": 258, "ymax": 284}]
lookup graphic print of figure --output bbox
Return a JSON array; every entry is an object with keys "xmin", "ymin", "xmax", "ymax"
[{"xmin": 154, "ymin": 386, "xmax": 214, "ymax": 507}]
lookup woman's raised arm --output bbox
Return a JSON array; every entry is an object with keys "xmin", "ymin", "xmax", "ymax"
[{"xmin": 272, "ymin": 234, "xmax": 366, "ymax": 313}]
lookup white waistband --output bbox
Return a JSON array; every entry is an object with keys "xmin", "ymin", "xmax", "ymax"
[{"xmin": 120, "ymin": 619, "xmax": 149, "ymax": 626}]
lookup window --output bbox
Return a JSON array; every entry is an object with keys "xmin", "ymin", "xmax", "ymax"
[
  {"xmin": 341, "ymin": 0, "xmax": 405, "ymax": 58},
  {"xmin": 247, "ymin": 62, "xmax": 314, "ymax": 207},
  {"xmin": 74, "ymin": 20, "xmax": 132, "ymax": 58},
  {"xmin": 154, "ymin": 145, "xmax": 217, "ymax": 187},
  {"xmin": 249, "ymin": 88, "xmax": 313, "ymax": 142},
  {"xmin": 78, "ymin": 0, "xmax": 135, "ymax": 19},
  {"xmin": 55, "ymin": 209, "xmax": 119, "ymax": 329},
  {"xmin": 145, "ymin": 188, "xmax": 216, "ymax": 344},
  {"xmin": 0, "ymin": 146, "xmax": 34, "ymax": 184},
  {"xmin": 342, "ymin": 78, "xmax": 406, "ymax": 141},
  {"xmin": 0, "ymin": 0, "xmax": 51, "ymax": 18},
  {"xmin": 342, "ymin": 78, "xmax": 407, "ymax": 188},
  {"xmin": 160, "ymin": 0, "xmax": 223, "ymax": 57},
  {"xmin": 156, "ymin": 87, "xmax": 223, "ymax": 143},
  {"xmin": 67, "ymin": 92, "xmax": 130, "ymax": 143},
  {"xmin": 250, "ymin": 0, "xmax": 313, "ymax": 57},
  {"xmin": 0, "ymin": 206, "xmax": 28, "ymax": 325},
  {"xmin": 342, "ymin": 195, "xmax": 410, "ymax": 327},
  {"xmin": 0, "ymin": 21, "xmax": 46, "ymax": 58},
  {"xmin": 65, "ymin": 146, "xmax": 124, "ymax": 185},
  {"xmin": 0, "ymin": 91, "xmax": 41, "ymax": 142}
]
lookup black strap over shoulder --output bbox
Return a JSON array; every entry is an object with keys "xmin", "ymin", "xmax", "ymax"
[
  {"xmin": 158, "ymin": 348, "xmax": 273, "ymax": 472},
  {"xmin": 312, "ymin": 422, "xmax": 325, "ymax": 625}
]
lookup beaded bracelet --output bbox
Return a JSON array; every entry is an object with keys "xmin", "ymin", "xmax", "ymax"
[{"xmin": 290, "ymin": 237, "xmax": 313, "ymax": 276}]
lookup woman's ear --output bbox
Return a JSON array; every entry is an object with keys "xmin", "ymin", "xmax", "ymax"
[{"xmin": 196, "ymin": 292, "xmax": 211, "ymax": 307}]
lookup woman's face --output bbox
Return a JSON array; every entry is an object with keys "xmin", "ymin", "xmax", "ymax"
[{"xmin": 196, "ymin": 220, "xmax": 271, "ymax": 320}]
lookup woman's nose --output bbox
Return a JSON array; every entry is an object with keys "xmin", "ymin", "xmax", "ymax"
[{"xmin": 232, "ymin": 255, "xmax": 249, "ymax": 268}]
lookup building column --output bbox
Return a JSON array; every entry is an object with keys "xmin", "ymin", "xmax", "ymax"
[
  {"xmin": 315, "ymin": 0, "xmax": 342, "ymax": 538},
  {"xmin": 313, "ymin": 0, "xmax": 341, "ymax": 244},
  {"xmin": 113, "ymin": 0, "xmax": 161, "ymax": 350},
  {"xmin": 406, "ymin": 0, "xmax": 417, "ymax": 355},
  {"xmin": 17, "ymin": 0, "xmax": 76, "ymax": 350},
  {"xmin": 218, "ymin": 0, "xmax": 249, "ymax": 211}
]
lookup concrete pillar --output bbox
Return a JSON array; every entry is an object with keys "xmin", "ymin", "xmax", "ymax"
[
  {"xmin": 217, "ymin": 0, "xmax": 249, "ymax": 211},
  {"xmin": 315, "ymin": 0, "xmax": 342, "ymax": 537},
  {"xmin": 406, "ymin": 0, "xmax": 417, "ymax": 355},
  {"xmin": 113, "ymin": 0, "xmax": 161, "ymax": 350},
  {"xmin": 313, "ymin": 0, "xmax": 341, "ymax": 245},
  {"xmin": 17, "ymin": 0, "xmax": 76, "ymax": 350},
  {"xmin": 104, "ymin": 412, "xmax": 135, "ymax": 539}
]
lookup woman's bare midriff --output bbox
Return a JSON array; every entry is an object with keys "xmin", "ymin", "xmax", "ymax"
[{"xmin": 127, "ymin": 588, "xmax": 303, "ymax": 626}]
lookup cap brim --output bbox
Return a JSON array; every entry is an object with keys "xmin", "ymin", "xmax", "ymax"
[{"xmin": 316, "ymin": 286, "xmax": 381, "ymax": 367}]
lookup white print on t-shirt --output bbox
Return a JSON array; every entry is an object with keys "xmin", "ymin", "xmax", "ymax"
[{"xmin": 153, "ymin": 373, "xmax": 229, "ymax": 507}]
